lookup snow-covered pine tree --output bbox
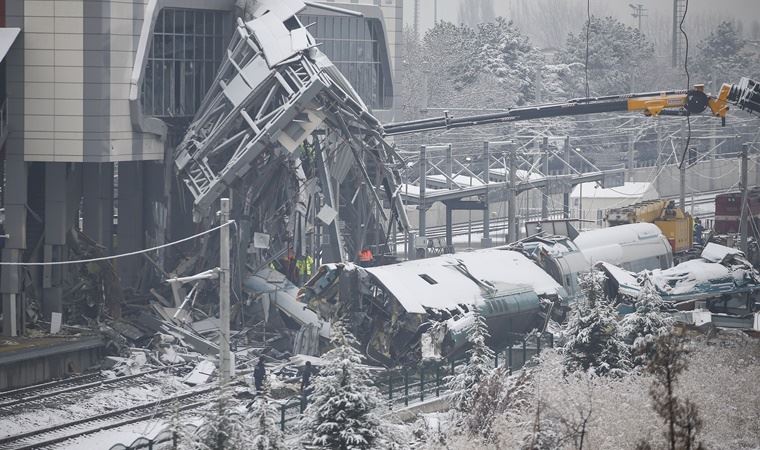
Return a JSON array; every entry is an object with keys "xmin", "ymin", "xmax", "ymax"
[
  {"xmin": 562, "ymin": 270, "xmax": 630, "ymax": 377},
  {"xmin": 447, "ymin": 307, "xmax": 495, "ymax": 415},
  {"xmin": 169, "ymin": 399, "xmax": 196, "ymax": 450},
  {"xmin": 250, "ymin": 380, "xmax": 287, "ymax": 450},
  {"xmin": 300, "ymin": 319, "xmax": 399, "ymax": 449},
  {"xmin": 190, "ymin": 382, "xmax": 252, "ymax": 450},
  {"xmin": 620, "ymin": 277, "xmax": 673, "ymax": 366}
]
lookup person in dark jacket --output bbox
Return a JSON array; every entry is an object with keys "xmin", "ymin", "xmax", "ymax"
[
  {"xmin": 253, "ymin": 359, "xmax": 266, "ymax": 392},
  {"xmin": 301, "ymin": 361, "xmax": 314, "ymax": 394}
]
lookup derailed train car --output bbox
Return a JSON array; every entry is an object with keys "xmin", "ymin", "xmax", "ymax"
[
  {"xmin": 298, "ymin": 249, "xmax": 566, "ymax": 365},
  {"xmin": 598, "ymin": 243, "xmax": 760, "ymax": 327}
]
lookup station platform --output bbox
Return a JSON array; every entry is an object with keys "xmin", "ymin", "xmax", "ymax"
[{"xmin": 0, "ymin": 334, "xmax": 105, "ymax": 390}]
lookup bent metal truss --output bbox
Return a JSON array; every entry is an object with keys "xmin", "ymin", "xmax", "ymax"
[{"xmin": 174, "ymin": 0, "xmax": 408, "ymax": 262}]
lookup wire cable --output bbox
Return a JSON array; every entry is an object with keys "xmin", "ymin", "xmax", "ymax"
[
  {"xmin": 0, "ymin": 221, "xmax": 235, "ymax": 266},
  {"xmin": 678, "ymin": 0, "xmax": 691, "ymax": 170}
]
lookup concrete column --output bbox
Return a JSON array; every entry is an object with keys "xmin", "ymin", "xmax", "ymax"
[
  {"xmin": 82, "ymin": 163, "xmax": 114, "ymax": 252},
  {"xmin": 42, "ymin": 163, "xmax": 67, "ymax": 319},
  {"xmin": 116, "ymin": 162, "xmax": 145, "ymax": 289},
  {"xmin": 1, "ymin": 159, "xmax": 27, "ymax": 337}
]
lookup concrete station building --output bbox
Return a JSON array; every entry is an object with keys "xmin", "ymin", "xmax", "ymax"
[{"xmin": 0, "ymin": 0, "xmax": 402, "ymax": 342}]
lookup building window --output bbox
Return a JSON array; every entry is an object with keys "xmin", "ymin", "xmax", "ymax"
[
  {"xmin": 298, "ymin": 14, "xmax": 392, "ymax": 110},
  {"xmin": 141, "ymin": 8, "xmax": 231, "ymax": 122}
]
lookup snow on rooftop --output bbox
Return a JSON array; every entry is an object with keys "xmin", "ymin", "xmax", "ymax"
[
  {"xmin": 570, "ymin": 182, "xmax": 654, "ymax": 199},
  {"xmin": 364, "ymin": 248, "xmax": 563, "ymax": 314}
]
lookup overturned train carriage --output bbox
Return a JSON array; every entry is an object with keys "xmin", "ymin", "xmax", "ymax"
[{"xmin": 298, "ymin": 248, "xmax": 566, "ymax": 366}]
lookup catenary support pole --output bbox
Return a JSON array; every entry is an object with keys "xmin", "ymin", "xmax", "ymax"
[
  {"xmin": 482, "ymin": 141, "xmax": 492, "ymax": 248},
  {"xmin": 740, "ymin": 144, "xmax": 749, "ymax": 254},
  {"xmin": 679, "ymin": 157, "xmax": 686, "ymax": 211},
  {"xmin": 418, "ymin": 145, "xmax": 427, "ymax": 258},
  {"xmin": 563, "ymin": 136, "xmax": 571, "ymax": 218},
  {"xmin": 508, "ymin": 143, "xmax": 517, "ymax": 243},
  {"xmin": 220, "ymin": 198, "xmax": 232, "ymax": 384},
  {"xmin": 541, "ymin": 137, "xmax": 549, "ymax": 219}
]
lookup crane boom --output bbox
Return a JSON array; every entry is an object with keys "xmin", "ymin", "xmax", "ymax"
[{"xmin": 383, "ymin": 78, "xmax": 760, "ymax": 136}]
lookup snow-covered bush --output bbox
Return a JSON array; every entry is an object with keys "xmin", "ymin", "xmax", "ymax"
[
  {"xmin": 299, "ymin": 319, "xmax": 403, "ymax": 449},
  {"xmin": 250, "ymin": 381, "xmax": 287, "ymax": 450},
  {"xmin": 641, "ymin": 333, "xmax": 705, "ymax": 450},
  {"xmin": 447, "ymin": 308, "xmax": 496, "ymax": 416},
  {"xmin": 619, "ymin": 278, "xmax": 673, "ymax": 366},
  {"xmin": 562, "ymin": 270, "xmax": 630, "ymax": 376},
  {"xmin": 190, "ymin": 383, "xmax": 252, "ymax": 450}
]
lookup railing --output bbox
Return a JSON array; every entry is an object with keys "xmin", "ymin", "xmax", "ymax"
[{"xmin": 278, "ymin": 332, "xmax": 556, "ymax": 431}]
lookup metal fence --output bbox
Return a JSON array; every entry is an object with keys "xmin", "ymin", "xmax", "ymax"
[
  {"xmin": 109, "ymin": 332, "xmax": 556, "ymax": 448},
  {"xmin": 278, "ymin": 331, "xmax": 555, "ymax": 431}
]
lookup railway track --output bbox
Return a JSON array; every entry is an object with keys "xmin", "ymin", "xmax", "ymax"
[
  {"xmin": 0, "ymin": 382, "xmax": 229, "ymax": 450},
  {"xmin": 0, "ymin": 367, "xmax": 176, "ymax": 412}
]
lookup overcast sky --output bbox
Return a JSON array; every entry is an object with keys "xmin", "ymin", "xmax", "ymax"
[{"xmin": 403, "ymin": 0, "xmax": 760, "ymax": 36}]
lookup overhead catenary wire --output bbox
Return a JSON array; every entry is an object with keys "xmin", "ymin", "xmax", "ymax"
[{"xmin": 0, "ymin": 221, "xmax": 236, "ymax": 266}]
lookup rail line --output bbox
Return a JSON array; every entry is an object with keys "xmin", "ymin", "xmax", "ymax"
[
  {"xmin": 0, "ymin": 367, "xmax": 176, "ymax": 411},
  {"xmin": 0, "ymin": 381, "xmax": 235, "ymax": 450}
]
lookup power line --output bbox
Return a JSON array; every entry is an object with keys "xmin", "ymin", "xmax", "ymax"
[{"xmin": 0, "ymin": 221, "xmax": 235, "ymax": 266}]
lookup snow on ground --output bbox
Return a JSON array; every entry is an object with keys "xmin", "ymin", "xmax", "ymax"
[{"xmin": 0, "ymin": 373, "xmax": 187, "ymax": 438}]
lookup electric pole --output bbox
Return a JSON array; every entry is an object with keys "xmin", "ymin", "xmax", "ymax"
[
  {"xmin": 629, "ymin": 3, "xmax": 647, "ymax": 31},
  {"xmin": 219, "ymin": 198, "xmax": 231, "ymax": 384},
  {"xmin": 541, "ymin": 137, "xmax": 549, "ymax": 220},
  {"xmin": 679, "ymin": 156, "xmax": 686, "ymax": 211},
  {"xmin": 740, "ymin": 144, "xmax": 749, "ymax": 254},
  {"xmin": 507, "ymin": 144, "xmax": 517, "ymax": 243}
]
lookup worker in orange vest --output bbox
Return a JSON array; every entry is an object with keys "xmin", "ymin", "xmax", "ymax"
[{"xmin": 358, "ymin": 248, "xmax": 374, "ymax": 267}]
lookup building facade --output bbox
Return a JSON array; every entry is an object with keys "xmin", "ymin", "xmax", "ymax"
[{"xmin": 0, "ymin": 0, "xmax": 401, "ymax": 336}]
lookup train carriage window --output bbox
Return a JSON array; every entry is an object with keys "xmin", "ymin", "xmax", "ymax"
[{"xmin": 419, "ymin": 274, "xmax": 437, "ymax": 285}]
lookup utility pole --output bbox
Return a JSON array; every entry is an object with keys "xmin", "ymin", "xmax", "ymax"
[
  {"xmin": 507, "ymin": 144, "xmax": 517, "ymax": 243},
  {"xmin": 219, "ymin": 198, "xmax": 231, "ymax": 384},
  {"xmin": 679, "ymin": 157, "xmax": 686, "ymax": 211},
  {"xmin": 434, "ymin": 0, "xmax": 438, "ymax": 23},
  {"xmin": 418, "ymin": 145, "xmax": 427, "ymax": 259},
  {"xmin": 627, "ymin": 134, "xmax": 636, "ymax": 180},
  {"xmin": 629, "ymin": 3, "xmax": 647, "ymax": 31},
  {"xmin": 740, "ymin": 144, "xmax": 749, "ymax": 254},
  {"xmin": 563, "ymin": 137, "xmax": 571, "ymax": 218},
  {"xmin": 482, "ymin": 141, "xmax": 492, "ymax": 248},
  {"xmin": 541, "ymin": 137, "xmax": 549, "ymax": 219}
]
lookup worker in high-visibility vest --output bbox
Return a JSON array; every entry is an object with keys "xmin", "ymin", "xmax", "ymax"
[{"xmin": 296, "ymin": 255, "xmax": 314, "ymax": 283}]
